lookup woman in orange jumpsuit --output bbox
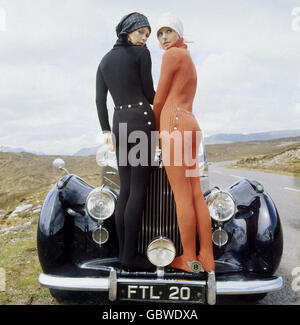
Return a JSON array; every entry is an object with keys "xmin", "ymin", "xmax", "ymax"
[{"xmin": 153, "ymin": 13, "xmax": 215, "ymax": 273}]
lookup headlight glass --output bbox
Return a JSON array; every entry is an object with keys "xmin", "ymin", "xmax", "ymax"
[
  {"xmin": 147, "ymin": 237, "xmax": 176, "ymax": 267},
  {"xmin": 207, "ymin": 190, "xmax": 236, "ymax": 222},
  {"xmin": 86, "ymin": 188, "xmax": 115, "ymax": 221}
]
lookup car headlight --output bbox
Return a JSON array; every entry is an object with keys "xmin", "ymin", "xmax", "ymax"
[
  {"xmin": 86, "ymin": 188, "xmax": 115, "ymax": 221},
  {"xmin": 147, "ymin": 237, "xmax": 176, "ymax": 267},
  {"xmin": 207, "ymin": 190, "xmax": 236, "ymax": 223}
]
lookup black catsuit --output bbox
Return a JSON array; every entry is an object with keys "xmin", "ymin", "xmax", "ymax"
[{"xmin": 96, "ymin": 41, "xmax": 156, "ymax": 269}]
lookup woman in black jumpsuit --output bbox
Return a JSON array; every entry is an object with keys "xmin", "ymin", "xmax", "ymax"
[{"xmin": 96, "ymin": 13, "xmax": 156, "ymax": 270}]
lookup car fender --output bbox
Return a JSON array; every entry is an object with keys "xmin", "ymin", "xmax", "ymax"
[
  {"xmin": 37, "ymin": 175, "xmax": 118, "ymax": 273},
  {"xmin": 212, "ymin": 178, "xmax": 283, "ymax": 275}
]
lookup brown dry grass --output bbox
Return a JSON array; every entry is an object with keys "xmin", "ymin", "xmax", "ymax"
[{"xmin": 222, "ymin": 139, "xmax": 300, "ymax": 176}]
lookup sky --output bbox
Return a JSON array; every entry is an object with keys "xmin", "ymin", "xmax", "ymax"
[{"xmin": 0, "ymin": 0, "xmax": 300, "ymax": 155}]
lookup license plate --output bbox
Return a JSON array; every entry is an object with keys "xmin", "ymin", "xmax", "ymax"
[{"xmin": 118, "ymin": 282, "xmax": 206, "ymax": 303}]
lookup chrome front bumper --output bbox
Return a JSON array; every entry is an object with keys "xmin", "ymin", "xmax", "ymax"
[{"xmin": 38, "ymin": 269, "xmax": 283, "ymax": 305}]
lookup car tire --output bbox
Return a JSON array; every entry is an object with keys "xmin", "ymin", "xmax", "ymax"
[
  {"xmin": 49, "ymin": 289, "xmax": 82, "ymax": 303},
  {"xmin": 239, "ymin": 293, "xmax": 267, "ymax": 302},
  {"xmin": 49, "ymin": 289, "xmax": 109, "ymax": 304}
]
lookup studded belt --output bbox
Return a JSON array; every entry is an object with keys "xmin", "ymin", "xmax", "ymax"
[
  {"xmin": 114, "ymin": 102, "xmax": 153, "ymax": 126},
  {"xmin": 115, "ymin": 102, "xmax": 144, "ymax": 110}
]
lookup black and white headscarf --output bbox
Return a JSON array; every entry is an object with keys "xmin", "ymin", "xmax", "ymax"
[{"xmin": 115, "ymin": 12, "xmax": 151, "ymax": 39}]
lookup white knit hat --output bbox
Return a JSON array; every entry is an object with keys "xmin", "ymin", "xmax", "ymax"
[{"xmin": 156, "ymin": 12, "xmax": 184, "ymax": 38}]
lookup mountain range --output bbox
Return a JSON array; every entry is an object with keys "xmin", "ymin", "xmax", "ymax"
[
  {"xmin": 203, "ymin": 129, "xmax": 300, "ymax": 144},
  {"xmin": 0, "ymin": 145, "xmax": 26, "ymax": 153},
  {"xmin": 2, "ymin": 129, "xmax": 300, "ymax": 156},
  {"xmin": 0, "ymin": 145, "xmax": 45, "ymax": 156},
  {"xmin": 73, "ymin": 129, "xmax": 300, "ymax": 156},
  {"xmin": 73, "ymin": 145, "xmax": 106, "ymax": 157}
]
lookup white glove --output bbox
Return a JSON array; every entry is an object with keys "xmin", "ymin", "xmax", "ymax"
[{"xmin": 103, "ymin": 132, "xmax": 115, "ymax": 152}]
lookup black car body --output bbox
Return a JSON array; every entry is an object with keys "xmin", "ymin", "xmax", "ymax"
[{"xmin": 37, "ymin": 145, "xmax": 283, "ymax": 304}]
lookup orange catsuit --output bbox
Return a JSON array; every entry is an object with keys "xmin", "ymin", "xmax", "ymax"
[{"xmin": 153, "ymin": 38, "xmax": 215, "ymax": 272}]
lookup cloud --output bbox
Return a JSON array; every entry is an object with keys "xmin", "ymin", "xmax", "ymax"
[{"xmin": 0, "ymin": 0, "xmax": 300, "ymax": 154}]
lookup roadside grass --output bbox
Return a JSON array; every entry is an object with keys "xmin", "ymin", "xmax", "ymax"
[
  {"xmin": 0, "ymin": 213, "xmax": 57, "ymax": 305},
  {"xmin": 224, "ymin": 143, "xmax": 300, "ymax": 177},
  {"xmin": 0, "ymin": 182, "xmax": 59, "ymax": 305},
  {"xmin": 206, "ymin": 136, "xmax": 300, "ymax": 164},
  {"xmin": 225, "ymin": 163, "xmax": 300, "ymax": 177}
]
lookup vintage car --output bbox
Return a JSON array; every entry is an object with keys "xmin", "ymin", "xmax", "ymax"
[{"xmin": 37, "ymin": 143, "xmax": 283, "ymax": 305}]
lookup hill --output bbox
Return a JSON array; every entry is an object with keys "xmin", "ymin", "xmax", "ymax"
[
  {"xmin": 72, "ymin": 129, "xmax": 300, "ymax": 157},
  {"xmin": 0, "ymin": 145, "xmax": 45, "ymax": 156},
  {"xmin": 205, "ymin": 136, "xmax": 300, "ymax": 164},
  {"xmin": 204, "ymin": 129, "xmax": 300, "ymax": 144},
  {"xmin": 73, "ymin": 144, "xmax": 105, "ymax": 157},
  {"xmin": 227, "ymin": 140, "xmax": 300, "ymax": 176},
  {"xmin": 0, "ymin": 152, "xmax": 102, "ymax": 211}
]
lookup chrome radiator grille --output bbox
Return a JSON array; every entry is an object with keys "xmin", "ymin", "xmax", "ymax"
[{"xmin": 138, "ymin": 166, "xmax": 183, "ymax": 256}]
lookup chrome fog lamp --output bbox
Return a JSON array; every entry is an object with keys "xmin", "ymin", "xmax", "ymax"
[
  {"xmin": 147, "ymin": 236, "xmax": 176, "ymax": 267},
  {"xmin": 86, "ymin": 188, "xmax": 115, "ymax": 221},
  {"xmin": 92, "ymin": 226, "xmax": 109, "ymax": 245},
  {"xmin": 212, "ymin": 228, "xmax": 229, "ymax": 247},
  {"xmin": 208, "ymin": 190, "xmax": 236, "ymax": 223}
]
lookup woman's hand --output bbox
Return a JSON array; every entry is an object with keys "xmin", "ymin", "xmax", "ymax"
[{"xmin": 103, "ymin": 132, "xmax": 115, "ymax": 152}]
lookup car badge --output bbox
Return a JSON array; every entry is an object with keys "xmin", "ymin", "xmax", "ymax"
[{"xmin": 188, "ymin": 261, "xmax": 204, "ymax": 273}]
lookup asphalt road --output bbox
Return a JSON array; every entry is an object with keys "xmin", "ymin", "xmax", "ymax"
[{"xmin": 208, "ymin": 162, "xmax": 300, "ymax": 305}]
